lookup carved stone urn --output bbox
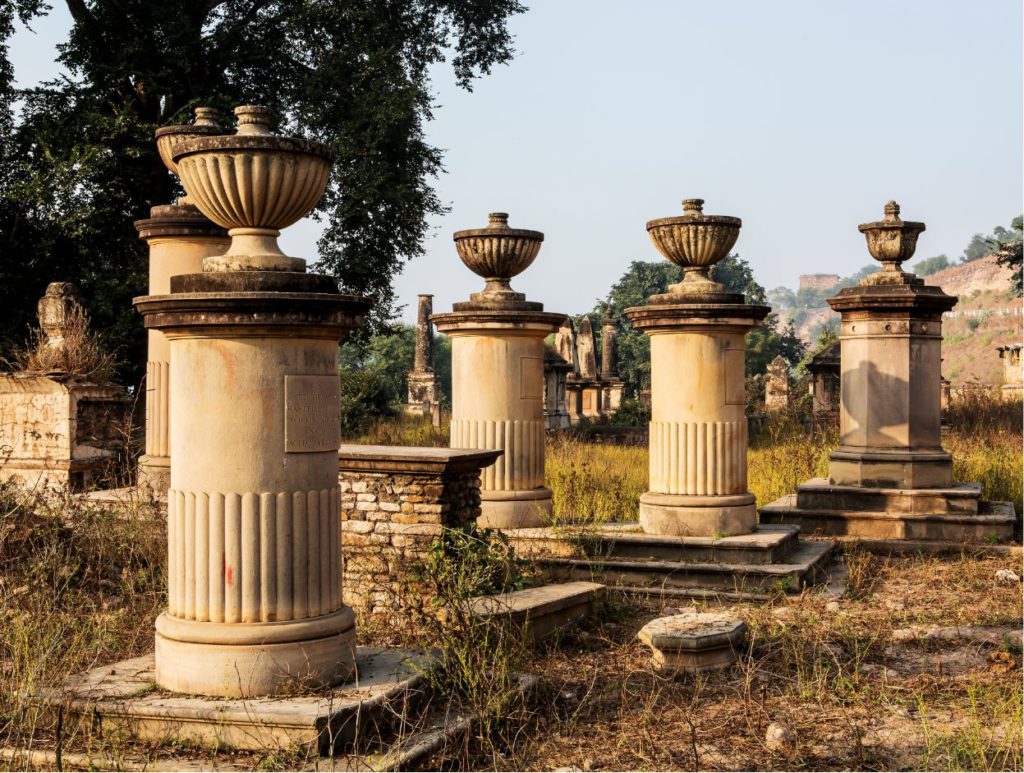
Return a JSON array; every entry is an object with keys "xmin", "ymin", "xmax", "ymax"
[
  {"xmin": 135, "ymin": 105, "xmax": 368, "ymax": 698},
  {"xmin": 857, "ymin": 200, "xmax": 926, "ymax": 285},
  {"xmin": 169, "ymin": 105, "xmax": 333, "ymax": 273},
  {"xmin": 646, "ymin": 198, "xmax": 741, "ymax": 300},
  {"xmin": 453, "ymin": 212, "xmax": 544, "ymax": 307}
]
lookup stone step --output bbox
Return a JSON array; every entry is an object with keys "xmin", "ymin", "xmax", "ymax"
[
  {"xmin": 530, "ymin": 540, "xmax": 834, "ymax": 598},
  {"xmin": 505, "ymin": 524, "xmax": 800, "ymax": 565},
  {"xmin": 467, "ymin": 581, "xmax": 604, "ymax": 645},
  {"xmin": 760, "ymin": 495, "xmax": 1016, "ymax": 543},
  {"xmin": 795, "ymin": 478, "xmax": 981, "ymax": 515}
]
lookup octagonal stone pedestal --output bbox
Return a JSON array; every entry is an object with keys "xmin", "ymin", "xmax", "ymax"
[{"xmin": 637, "ymin": 612, "xmax": 747, "ymax": 675}]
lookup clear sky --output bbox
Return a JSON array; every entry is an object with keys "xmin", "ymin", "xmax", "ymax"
[{"xmin": 9, "ymin": 0, "xmax": 1023, "ymax": 324}]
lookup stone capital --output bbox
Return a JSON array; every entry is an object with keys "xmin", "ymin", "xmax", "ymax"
[
  {"xmin": 827, "ymin": 282, "xmax": 956, "ymax": 317},
  {"xmin": 625, "ymin": 302, "xmax": 770, "ymax": 334},
  {"xmin": 431, "ymin": 309, "xmax": 564, "ymax": 337},
  {"xmin": 135, "ymin": 204, "xmax": 229, "ymax": 242}
]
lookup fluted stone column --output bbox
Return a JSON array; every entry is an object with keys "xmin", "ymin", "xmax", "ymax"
[
  {"xmin": 136, "ymin": 106, "xmax": 369, "ymax": 697},
  {"xmin": 626, "ymin": 198, "xmax": 768, "ymax": 537},
  {"xmin": 432, "ymin": 213, "xmax": 563, "ymax": 529},
  {"xmin": 135, "ymin": 205, "xmax": 227, "ymax": 492}
]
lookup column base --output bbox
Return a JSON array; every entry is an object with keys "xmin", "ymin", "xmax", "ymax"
[
  {"xmin": 154, "ymin": 607, "xmax": 356, "ymax": 698},
  {"xmin": 478, "ymin": 488, "xmax": 553, "ymax": 529},
  {"xmin": 136, "ymin": 455, "xmax": 170, "ymax": 494},
  {"xmin": 828, "ymin": 447, "xmax": 953, "ymax": 488},
  {"xmin": 639, "ymin": 492, "xmax": 756, "ymax": 538}
]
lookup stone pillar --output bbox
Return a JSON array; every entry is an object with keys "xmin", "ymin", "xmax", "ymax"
[
  {"xmin": 405, "ymin": 294, "xmax": 440, "ymax": 414},
  {"xmin": 433, "ymin": 213, "xmax": 564, "ymax": 529},
  {"xmin": 136, "ymin": 105, "xmax": 369, "ymax": 698},
  {"xmin": 764, "ymin": 355, "xmax": 790, "ymax": 411},
  {"xmin": 135, "ymin": 206, "xmax": 228, "ymax": 492},
  {"xmin": 827, "ymin": 202, "xmax": 956, "ymax": 488},
  {"xmin": 600, "ymin": 308, "xmax": 625, "ymax": 415},
  {"xmin": 997, "ymin": 345, "xmax": 1022, "ymax": 399},
  {"xmin": 626, "ymin": 198, "xmax": 768, "ymax": 537},
  {"xmin": 37, "ymin": 282, "xmax": 85, "ymax": 352}
]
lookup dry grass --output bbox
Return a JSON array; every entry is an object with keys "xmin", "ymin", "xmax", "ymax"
[
  {"xmin": 5, "ymin": 308, "xmax": 117, "ymax": 384},
  {"xmin": 547, "ymin": 436, "xmax": 647, "ymax": 523}
]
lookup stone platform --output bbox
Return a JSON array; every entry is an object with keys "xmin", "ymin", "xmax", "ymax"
[
  {"xmin": 504, "ymin": 524, "xmax": 832, "ymax": 599},
  {"xmin": 32, "ymin": 647, "xmax": 436, "ymax": 755},
  {"xmin": 759, "ymin": 478, "xmax": 1017, "ymax": 543},
  {"xmin": 468, "ymin": 581, "xmax": 604, "ymax": 645}
]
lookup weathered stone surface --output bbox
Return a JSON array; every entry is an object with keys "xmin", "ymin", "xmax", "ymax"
[
  {"xmin": 32, "ymin": 648, "xmax": 435, "ymax": 754},
  {"xmin": 405, "ymin": 294, "xmax": 440, "ymax": 415},
  {"xmin": 637, "ymin": 611, "xmax": 747, "ymax": 674},
  {"xmin": 468, "ymin": 581, "xmax": 605, "ymax": 645},
  {"xmin": 765, "ymin": 355, "xmax": 790, "ymax": 411}
]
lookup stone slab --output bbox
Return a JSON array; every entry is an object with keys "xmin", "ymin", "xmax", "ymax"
[
  {"xmin": 468, "ymin": 581, "xmax": 604, "ymax": 645},
  {"xmin": 32, "ymin": 648, "xmax": 436, "ymax": 754},
  {"xmin": 504, "ymin": 523, "xmax": 800, "ymax": 565},
  {"xmin": 637, "ymin": 612, "xmax": 747, "ymax": 674},
  {"xmin": 760, "ymin": 493, "xmax": 1015, "ymax": 543},
  {"xmin": 795, "ymin": 477, "xmax": 981, "ymax": 515},
  {"xmin": 338, "ymin": 445, "xmax": 501, "ymax": 476},
  {"xmin": 531, "ymin": 540, "xmax": 833, "ymax": 598}
]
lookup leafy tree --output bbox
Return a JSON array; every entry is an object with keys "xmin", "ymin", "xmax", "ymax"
[
  {"xmin": 993, "ymin": 215, "xmax": 1023, "ymax": 296},
  {"xmin": 0, "ymin": 0, "xmax": 525, "ymax": 385},
  {"xmin": 767, "ymin": 286, "xmax": 796, "ymax": 310},
  {"xmin": 961, "ymin": 215, "xmax": 1022, "ymax": 263},
  {"xmin": 911, "ymin": 254, "xmax": 951, "ymax": 277}
]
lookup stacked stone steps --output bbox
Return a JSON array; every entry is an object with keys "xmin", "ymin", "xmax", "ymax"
[
  {"xmin": 759, "ymin": 478, "xmax": 1017, "ymax": 542},
  {"xmin": 504, "ymin": 524, "xmax": 833, "ymax": 599}
]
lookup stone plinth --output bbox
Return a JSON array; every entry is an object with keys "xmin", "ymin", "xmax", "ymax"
[
  {"xmin": 637, "ymin": 612, "xmax": 747, "ymax": 674},
  {"xmin": 338, "ymin": 444, "xmax": 500, "ymax": 618},
  {"xmin": 625, "ymin": 301, "xmax": 769, "ymax": 537},
  {"xmin": 997, "ymin": 344, "xmax": 1022, "ymax": 399},
  {"xmin": 405, "ymin": 294, "xmax": 441, "ymax": 414},
  {"xmin": 0, "ymin": 374, "xmax": 129, "ymax": 492},
  {"xmin": 764, "ymin": 355, "xmax": 790, "ymax": 411},
  {"xmin": 826, "ymin": 280, "xmax": 956, "ymax": 488},
  {"xmin": 433, "ymin": 309, "xmax": 563, "ymax": 528},
  {"xmin": 134, "ymin": 205, "xmax": 228, "ymax": 493},
  {"xmin": 467, "ymin": 581, "xmax": 604, "ymax": 645}
]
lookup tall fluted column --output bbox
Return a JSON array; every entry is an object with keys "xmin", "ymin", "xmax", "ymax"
[
  {"xmin": 432, "ymin": 213, "xmax": 564, "ymax": 528},
  {"xmin": 136, "ymin": 106, "xmax": 369, "ymax": 698},
  {"xmin": 626, "ymin": 198, "xmax": 768, "ymax": 537},
  {"xmin": 135, "ymin": 206, "xmax": 227, "ymax": 492}
]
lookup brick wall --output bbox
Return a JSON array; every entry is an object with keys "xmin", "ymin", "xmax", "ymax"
[{"xmin": 339, "ymin": 446, "xmax": 500, "ymax": 620}]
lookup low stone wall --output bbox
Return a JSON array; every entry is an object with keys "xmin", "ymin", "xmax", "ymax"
[{"xmin": 339, "ymin": 445, "xmax": 500, "ymax": 620}]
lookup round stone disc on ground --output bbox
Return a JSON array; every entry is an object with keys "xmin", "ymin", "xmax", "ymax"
[{"xmin": 637, "ymin": 612, "xmax": 747, "ymax": 675}]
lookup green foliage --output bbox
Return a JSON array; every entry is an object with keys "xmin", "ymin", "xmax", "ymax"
[
  {"xmin": 0, "ymin": 0, "xmax": 525, "ymax": 386},
  {"xmin": 419, "ymin": 525, "xmax": 533, "ymax": 602},
  {"xmin": 608, "ymin": 397, "xmax": 650, "ymax": 427},
  {"xmin": 338, "ymin": 368, "xmax": 395, "ymax": 436},
  {"xmin": 993, "ymin": 215, "xmax": 1023, "ymax": 296},
  {"xmin": 912, "ymin": 254, "xmax": 952, "ymax": 276},
  {"xmin": 961, "ymin": 214, "xmax": 1022, "ymax": 263}
]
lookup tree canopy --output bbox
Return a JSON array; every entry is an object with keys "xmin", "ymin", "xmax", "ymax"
[{"xmin": 0, "ymin": 0, "xmax": 525, "ymax": 384}]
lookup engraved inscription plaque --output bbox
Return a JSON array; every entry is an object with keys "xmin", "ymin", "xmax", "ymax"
[
  {"xmin": 285, "ymin": 375, "xmax": 340, "ymax": 453},
  {"xmin": 519, "ymin": 356, "xmax": 544, "ymax": 400}
]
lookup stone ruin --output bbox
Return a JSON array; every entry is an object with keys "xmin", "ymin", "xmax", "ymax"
[
  {"xmin": 997, "ymin": 344, "xmax": 1022, "ymax": 399},
  {"xmin": 0, "ymin": 283, "xmax": 129, "ymax": 492},
  {"xmin": 405, "ymin": 294, "xmax": 441, "ymax": 415},
  {"xmin": 807, "ymin": 340, "xmax": 840, "ymax": 417},
  {"xmin": 764, "ymin": 354, "xmax": 790, "ymax": 410}
]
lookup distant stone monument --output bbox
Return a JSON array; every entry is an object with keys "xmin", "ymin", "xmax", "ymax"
[
  {"xmin": 543, "ymin": 342, "xmax": 572, "ymax": 430},
  {"xmin": 764, "ymin": 355, "xmax": 790, "ymax": 411},
  {"xmin": 575, "ymin": 317, "xmax": 603, "ymax": 418},
  {"xmin": 806, "ymin": 341, "xmax": 840, "ymax": 416},
  {"xmin": 553, "ymin": 318, "xmax": 584, "ymax": 424},
  {"xmin": 405, "ymin": 294, "xmax": 440, "ymax": 414},
  {"xmin": 0, "ymin": 283, "xmax": 129, "ymax": 491},
  {"xmin": 600, "ymin": 308, "xmax": 626, "ymax": 414},
  {"xmin": 761, "ymin": 202, "xmax": 1015, "ymax": 541},
  {"xmin": 137, "ymin": 107, "xmax": 230, "ymax": 492},
  {"xmin": 433, "ymin": 212, "xmax": 564, "ymax": 528},
  {"xmin": 996, "ymin": 344, "xmax": 1022, "ymax": 399},
  {"xmin": 135, "ymin": 106, "xmax": 370, "ymax": 697}
]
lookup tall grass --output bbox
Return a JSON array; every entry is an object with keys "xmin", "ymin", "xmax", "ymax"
[
  {"xmin": 546, "ymin": 436, "xmax": 647, "ymax": 523},
  {"xmin": 5, "ymin": 307, "xmax": 117, "ymax": 384}
]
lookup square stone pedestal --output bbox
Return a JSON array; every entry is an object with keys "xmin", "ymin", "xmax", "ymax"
[
  {"xmin": 759, "ymin": 478, "xmax": 1016, "ymax": 543},
  {"xmin": 503, "ymin": 523, "xmax": 832, "ymax": 599},
  {"xmin": 32, "ymin": 648, "xmax": 437, "ymax": 755}
]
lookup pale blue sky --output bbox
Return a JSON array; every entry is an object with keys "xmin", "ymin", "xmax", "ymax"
[{"xmin": 9, "ymin": 1, "xmax": 1023, "ymax": 323}]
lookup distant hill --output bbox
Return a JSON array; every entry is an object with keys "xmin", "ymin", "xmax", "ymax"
[{"xmin": 774, "ymin": 256, "xmax": 1022, "ymax": 385}]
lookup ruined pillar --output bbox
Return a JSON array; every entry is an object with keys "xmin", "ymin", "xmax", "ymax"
[
  {"xmin": 827, "ymin": 202, "xmax": 956, "ymax": 488},
  {"xmin": 576, "ymin": 317, "xmax": 602, "ymax": 418},
  {"xmin": 626, "ymin": 199, "xmax": 768, "ymax": 537},
  {"xmin": 433, "ymin": 213, "xmax": 563, "ymax": 529},
  {"xmin": 764, "ymin": 355, "xmax": 790, "ymax": 411},
  {"xmin": 405, "ymin": 294, "xmax": 440, "ymax": 414},
  {"xmin": 997, "ymin": 345, "xmax": 1022, "ymax": 399},
  {"xmin": 600, "ymin": 308, "xmax": 625, "ymax": 414},
  {"xmin": 136, "ymin": 106, "xmax": 368, "ymax": 697}
]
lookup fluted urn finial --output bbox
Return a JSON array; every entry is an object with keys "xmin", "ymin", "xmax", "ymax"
[
  {"xmin": 646, "ymin": 198, "xmax": 742, "ymax": 297},
  {"xmin": 154, "ymin": 107, "xmax": 228, "ymax": 209},
  {"xmin": 857, "ymin": 200, "xmax": 926, "ymax": 286},
  {"xmin": 168, "ymin": 105, "xmax": 334, "ymax": 272},
  {"xmin": 453, "ymin": 212, "xmax": 544, "ymax": 304}
]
